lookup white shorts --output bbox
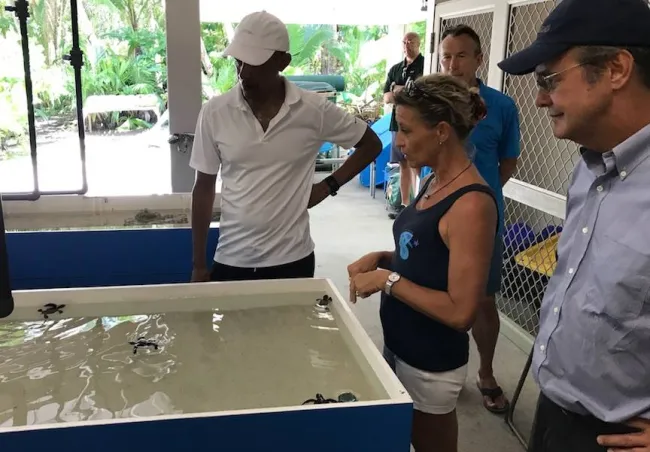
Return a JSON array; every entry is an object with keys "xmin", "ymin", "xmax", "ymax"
[{"xmin": 384, "ymin": 347, "xmax": 467, "ymax": 415}]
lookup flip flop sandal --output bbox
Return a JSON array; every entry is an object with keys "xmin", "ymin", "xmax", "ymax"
[{"xmin": 476, "ymin": 381, "xmax": 510, "ymax": 414}]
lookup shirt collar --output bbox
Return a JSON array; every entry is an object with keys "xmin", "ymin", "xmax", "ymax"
[
  {"xmin": 580, "ymin": 122, "xmax": 650, "ymax": 178},
  {"xmin": 230, "ymin": 77, "xmax": 301, "ymax": 110},
  {"xmin": 403, "ymin": 53, "xmax": 423, "ymax": 66}
]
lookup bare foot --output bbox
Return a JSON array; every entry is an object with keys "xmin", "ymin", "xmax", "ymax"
[{"xmin": 476, "ymin": 376, "xmax": 510, "ymax": 414}]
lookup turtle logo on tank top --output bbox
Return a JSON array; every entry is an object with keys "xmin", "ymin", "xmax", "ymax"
[{"xmin": 398, "ymin": 230, "xmax": 418, "ymax": 260}]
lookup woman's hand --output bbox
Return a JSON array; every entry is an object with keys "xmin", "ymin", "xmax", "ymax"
[
  {"xmin": 347, "ymin": 252, "xmax": 383, "ymax": 279},
  {"xmin": 349, "ymin": 269, "xmax": 391, "ymax": 303}
]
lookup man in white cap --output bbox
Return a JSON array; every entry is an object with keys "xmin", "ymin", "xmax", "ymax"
[{"xmin": 189, "ymin": 11, "xmax": 382, "ymax": 282}]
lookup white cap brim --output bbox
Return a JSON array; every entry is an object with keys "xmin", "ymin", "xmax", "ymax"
[{"xmin": 223, "ymin": 40, "xmax": 275, "ymax": 67}]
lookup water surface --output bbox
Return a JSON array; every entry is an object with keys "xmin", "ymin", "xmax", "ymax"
[{"xmin": 0, "ymin": 300, "xmax": 377, "ymax": 428}]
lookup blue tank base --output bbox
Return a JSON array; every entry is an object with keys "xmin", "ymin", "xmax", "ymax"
[{"xmin": 7, "ymin": 226, "xmax": 220, "ymax": 290}]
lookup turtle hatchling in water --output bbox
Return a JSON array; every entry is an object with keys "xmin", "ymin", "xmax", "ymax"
[{"xmin": 38, "ymin": 303, "xmax": 65, "ymax": 319}]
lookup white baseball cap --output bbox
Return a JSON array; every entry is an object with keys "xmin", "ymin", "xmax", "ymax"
[{"xmin": 223, "ymin": 11, "xmax": 290, "ymax": 66}]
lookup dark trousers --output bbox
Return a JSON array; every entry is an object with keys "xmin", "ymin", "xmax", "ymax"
[
  {"xmin": 529, "ymin": 393, "xmax": 640, "ymax": 452},
  {"xmin": 210, "ymin": 252, "xmax": 315, "ymax": 282}
]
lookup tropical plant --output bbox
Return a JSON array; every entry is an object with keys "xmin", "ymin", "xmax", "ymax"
[
  {"xmin": 286, "ymin": 24, "xmax": 336, "ymax": 74},
  {"xmin": 0, "ymin": 76, "xmax": 27, "ymax": 152},
  {"xmin": 331, "ymin": 26, "xmax": 389, "ymax": 102},
  {"xmin": 0, "ymin": 0, "xmax": 16, "ymax": 37},
  {"xmin": 28, "ymin": 0, "xmax": 69, "ymax": 65},
  {"xmin": 1, "ymin": 0, "xmax": 422, "ymax": 143}
]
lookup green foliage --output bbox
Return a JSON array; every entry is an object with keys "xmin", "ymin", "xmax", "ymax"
[
  {"xmin": 101, "ymin": 26, "xmax": 168, "ymax": 91},
  {"xmin": 334, "ymin": 26, "xmax": 389, "ymax": 101},
  {"xmin": 409, "ymin": 21, "xmax": 427, "ymax": 53},
  {"xmin": 79, "ymin": 47, "xmax": 164, "ymax": 129},
  {"xmin": 81, "ymin": 50, "xmax": 159, "ymax": 98},
  {"xmin": 117, "ymin": 116, "xmax": 152, "ymax": 131},
  {"xmin": 286, "ymin": 24, "xmax": 335, "ymax": 71},
  {"xmin": 201, "ymin": 23, "xmax": 228, "ymax": 54},
  {"xmin": 0, "ymin": 76, "xmax": 27, "ymax": 151},
  {"xmin": 0, "ymin": 0, "xmax": 16, "ymax": 37},
  {"xmin": 1, "ymin": 0, "xmax": 418, "ymax": 145},
  {"xmin": 207, "ymin": 58, "xmax": 237, "ymax": 97}
]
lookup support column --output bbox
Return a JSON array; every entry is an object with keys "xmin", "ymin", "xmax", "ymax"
[
  {"xmin": 165, "ymin": 0, "xmax": 202, "ymax": 193},
  {"xmin": 423, "ymin": 2, "xmax": 436, "ymax": 74}
]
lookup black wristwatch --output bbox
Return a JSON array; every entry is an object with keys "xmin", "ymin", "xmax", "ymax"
[{"xmin": 323, "ymin": 175, "xmax": 340, "ymax": 196}]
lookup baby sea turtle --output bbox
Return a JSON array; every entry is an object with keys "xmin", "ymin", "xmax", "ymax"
[
  {"xmin": 337, "ymin": 392, "xmax": 358, "ymax": 403},
  {"xmin": 315, "ymin": 294, "xmax": 333, "ymax": 312},
  {"xmin": 302, "ymin": 393, "xmax": 339, "ymax": 405},
  {"xmin": 318, "ymin": 295, "xmax": 332, "ymax": 305},
  {"xmin": 38, "ymin": 303, "xmax": 65, "ymax": 319},
  {"xmin": 129, "ymin": 337, "xmax": 159, "ymax": 355}
]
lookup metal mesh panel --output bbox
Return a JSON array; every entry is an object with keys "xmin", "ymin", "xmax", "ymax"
[
  {"xmin": 439, "ymin": 12, "xmax": 493, "ymax": 82},
  {"xmin": 498, "ymin": 198, "xmax": 564, "ymax": 336},
  {"xmin": 498, "ymin": 1, "xmax": 571, "ymax": 334},
  {"xmin": 502, "ymin": 1, "xmax": 581, "ymax": 196}
]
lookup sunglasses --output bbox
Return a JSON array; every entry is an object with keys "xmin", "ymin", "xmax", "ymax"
[{"xmin": 404, "ymin": 79, "xmax": 424, "ymax": 97}]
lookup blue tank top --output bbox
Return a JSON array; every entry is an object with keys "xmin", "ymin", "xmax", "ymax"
[{"xmin": 380, "ymin": 179, "xmax": 497, "ymax": 372}]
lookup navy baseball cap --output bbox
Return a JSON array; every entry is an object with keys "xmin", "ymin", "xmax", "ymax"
[{"xmin": 498, "ymin": 0, "xmax": 650, "ymax": 75}]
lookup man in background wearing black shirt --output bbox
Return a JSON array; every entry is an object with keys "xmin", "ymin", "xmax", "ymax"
[{"xmin": 383, "ymin": 32, "xmax": 425, "ymax": 219}]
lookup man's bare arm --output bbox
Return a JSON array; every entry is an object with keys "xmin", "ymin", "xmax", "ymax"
[
  {"xmin": 499, "ymin": 157, "xmax": 519, "ymax": 186},
  {"xmin": 329, "ymin": 126, "xmax": 382, "ymax": 187},
  {"xmin": 383, "ymin": 85, "xmax": 404, "ymax": 105},
  {"xmin": 191, "ymin": 171, "xmax": 216, "ymax": 276}
]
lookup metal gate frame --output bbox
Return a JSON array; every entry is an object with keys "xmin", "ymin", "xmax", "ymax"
[{"xmin": 2, "ymin": 0, "xmax": 88, "ymax": 201}]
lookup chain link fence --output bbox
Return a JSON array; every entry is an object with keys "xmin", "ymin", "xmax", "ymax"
[
  {"xmin": 439, "ymin": 12, "xmax": 494, "ymax": 82},
  {"xmin": 435, "ymin": 2, "xmax": 582, "ymax": 338},
  {"xmin": 497, "ymin": 0, "xmax": 576, "ymax": 336}
]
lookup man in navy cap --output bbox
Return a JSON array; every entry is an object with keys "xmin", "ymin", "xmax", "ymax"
[{"xmin": 499, "ymin": 0, "xmax": 650, "ymax": 450}]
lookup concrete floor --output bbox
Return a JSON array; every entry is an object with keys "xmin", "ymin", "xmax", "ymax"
[{"xmin": 309, "ymin": 178, "xmax": 540, "ymax": 452}]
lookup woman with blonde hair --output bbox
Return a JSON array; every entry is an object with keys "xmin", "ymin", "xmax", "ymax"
[{"xmin": 348, "ymin": 73, "xmax": 496, "ymax": 452}]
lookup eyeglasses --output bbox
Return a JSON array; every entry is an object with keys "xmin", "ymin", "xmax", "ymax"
[
  {"xmin": 535, "ymin": 62, "xmax": 586, "ymax": 92},
  {"xmin": 404, "ymin": 80, "xmax": 448, "ymax": 107}
]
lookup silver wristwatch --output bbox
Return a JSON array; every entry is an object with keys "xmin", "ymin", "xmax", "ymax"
[{"xmin": 384, "ymin": 272, "xmax": 401, "ymax": 295}]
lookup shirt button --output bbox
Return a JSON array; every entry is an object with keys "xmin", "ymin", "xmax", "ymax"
[
  {"xmin": 553, "ymin": 307, "xmax": 559, "ymax": 314},
  {"xmin": 568, "ymin": 268, "xmax": 575, "ymax": 274},
  {"xmin": 582, "ymin": 227, "xmax": 589, "ymax": 234},
  {"xmin": 540, "ymin": 345, "xmax": 546, "ymax": 352},
  {"xmin": 620, "ymin": 170, "xmax": 627, "ymax": 179}
]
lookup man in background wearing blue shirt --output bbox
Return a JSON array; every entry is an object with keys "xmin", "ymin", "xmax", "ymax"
[{"xmin": 439, "ymin": 25, "xmax": 521, "ymax": 414}]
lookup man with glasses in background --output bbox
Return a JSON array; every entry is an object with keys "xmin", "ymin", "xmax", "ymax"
[
  {"xmin": 499, "ymin": 0, "xmax": 650, "ymax": 450},
  {"xmin": 383, "ymin": 32, "xmax": 425, "ymax": 219}
]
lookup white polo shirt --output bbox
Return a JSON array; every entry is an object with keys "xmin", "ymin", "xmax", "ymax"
[{"xmin": 190, "ymin": 79, "xmax": 367, "ymax": 268}]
